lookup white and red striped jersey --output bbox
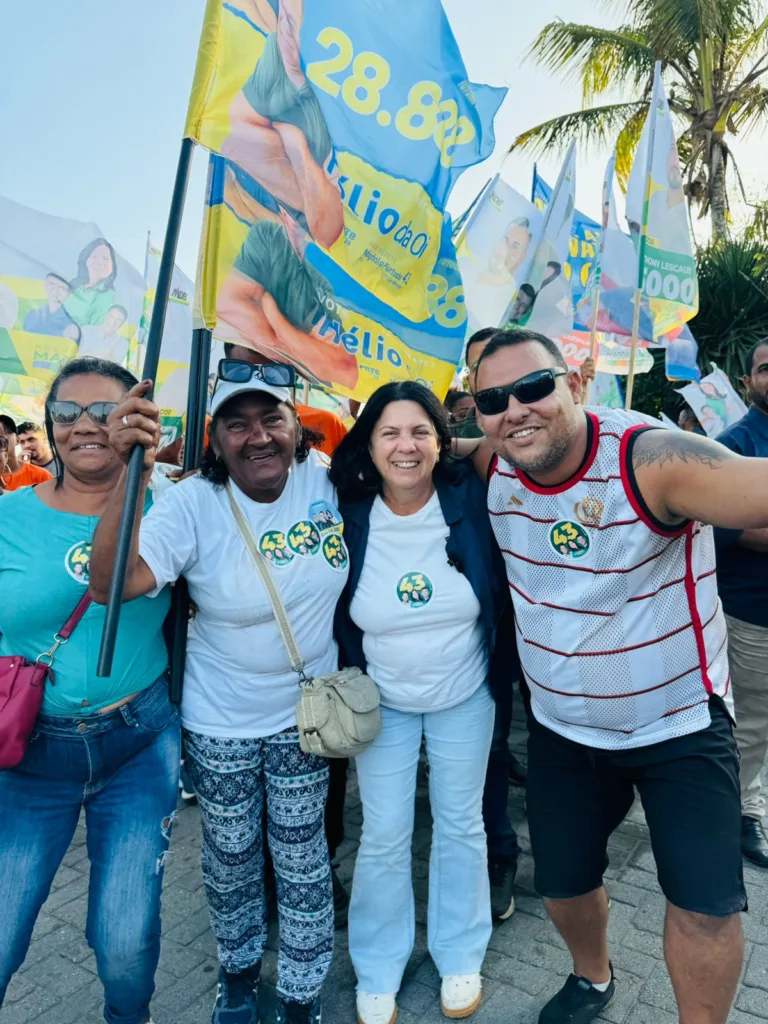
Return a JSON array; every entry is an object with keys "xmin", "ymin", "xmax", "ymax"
[{"xmin": 488, "ymin": 408, "xmax": 731, "ymax": 750}]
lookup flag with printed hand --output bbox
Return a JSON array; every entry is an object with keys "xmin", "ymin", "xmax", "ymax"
[
  {"xmin": 508, "ymin": 140, "xmax": 577, "ymax": 338},
  {"xmin": 186, "ymin": 0, "xmax": 506, "ymax": 399},
  {"xmin": 532, "ymin": 167, "xmax": 600, "ymax": 310},
  {"xmin": 626, "ymin": 65, "xmax": 699, "ymax": 340}
]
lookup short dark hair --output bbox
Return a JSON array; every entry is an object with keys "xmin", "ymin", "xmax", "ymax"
[
  {"xmin": 475, "ymin": 328, "xmax": 568, "ymax": 382},
  {"xmin": 444, "ymin": 390, "xmax": 473, "ymax": 413},
  {"xmin": 45, "ymin": 272, "xmax": 70, "ymax": 288},
  {"xmin": 0, "ymin": 414, "xmax": 17, "ymax": 435},
  {"xmin": 199, "ymin": 398, "xmax": 320, "ymax": 487},
  {"xmin": 16, "ymin": 421, "xmax": 43, "ymax": 436},
  {"xmin": 465, "ymin": 328, "xmax": 496, "ymax": 367},
  {"xmin": 108, "ymin": 304, "xmax": 128, "ymax": 319},
  {"xmin": 744, "ymin": 338, "xmax": 768, "ymax": 377},
  {"xmin": 223, "ymin": 343, "xmax": 235, "ymax": 358},
  {"xmin": 45, "ymin": 357, "xmax": 139, "ymax": 488},
  {"xmin": 329, "ymin": 381, "xmax": 457, "ymax": 501}
]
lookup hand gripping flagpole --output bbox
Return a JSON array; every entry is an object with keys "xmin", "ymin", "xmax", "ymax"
[{"xmin": 97, "ymin": 137, "xmax": 195, "ymax": 677}]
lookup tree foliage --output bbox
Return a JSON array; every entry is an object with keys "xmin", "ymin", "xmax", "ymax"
[
  {"xmin": 630, "ymin": 237, "xmax": 768, "ymax": 417},
  {"xmin": 514, "ymin": 0, "xmax": 768, "ymax": 238}
]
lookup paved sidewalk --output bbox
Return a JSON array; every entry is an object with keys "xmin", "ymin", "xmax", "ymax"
[{"xmin": 3, "ymin": 711, "xmax": 768, "ymax": 1024}]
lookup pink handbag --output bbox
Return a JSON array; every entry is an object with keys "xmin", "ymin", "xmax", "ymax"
[{"xmin": 0, "ymin": 594, "xmax": 92, "ymax": 769}]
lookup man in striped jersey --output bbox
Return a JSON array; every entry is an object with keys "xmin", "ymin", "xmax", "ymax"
[{"xmin": 466, "ymin": 329, "xmax": 768, "ymax": 1024}]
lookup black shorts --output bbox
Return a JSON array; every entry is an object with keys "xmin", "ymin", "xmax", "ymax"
[{"xmin": 526, "ymin": 696, "xmax": 746, "ymax": 917}]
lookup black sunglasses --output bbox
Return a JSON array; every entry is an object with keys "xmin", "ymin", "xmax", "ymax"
[
  {"xmin": 46, "ymin": 401, "xmax": 118, "ymax": 426},
  {"xmin": 217, "ymin": 359, "xmax": 296, "ymax": 388},
  {"xmin": 474, "ymin": 368, "xmax": 568, "ymax": 416}
]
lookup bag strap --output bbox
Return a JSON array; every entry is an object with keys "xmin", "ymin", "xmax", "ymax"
[
  {"xmin": 59, "ymin": 594, "xmax": 92, "ymax": 640},
  {"xmin": 224, "ymin": 482, "xmax": 307, "ymax": 680},
  {"xmin": 37, "ymin": 593, "xmax": 92, "ymax": 669}
]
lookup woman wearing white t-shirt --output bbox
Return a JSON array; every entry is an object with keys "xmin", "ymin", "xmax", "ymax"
[
  {"xmin": 90, "ymin": 360, "xmax": 349, "ymax": 1024},
  {"xmin": 330, "ymin": 382, "xmax": 508, "ymax": 1024}
]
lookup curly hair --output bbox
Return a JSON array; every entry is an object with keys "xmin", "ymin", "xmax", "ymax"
[{"xmin": 199, "ymin": 423, "xmax": 325, "ymax": 487}]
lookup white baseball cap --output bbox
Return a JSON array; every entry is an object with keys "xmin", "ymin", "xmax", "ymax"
[{"xmin": 209, "ymin": 374, "xmax": 294, "ymax": 418}]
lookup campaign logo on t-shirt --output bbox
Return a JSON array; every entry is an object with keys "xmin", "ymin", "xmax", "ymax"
[
  {"xmin": 396, "ymin": 572, "xmax": 434, "ymax": 608},
  {"xmin": 550, "ymin": 520, "xmax": 590, "ymax": 559},
  {"xmin": 309, "ymin": 499, "xmax": 343, "ymax": 535},
  {"xmin": 259, "ymin": 530, "xmax": 295, "ymax": 567},
  {"xmin": 287, "ymin": 520, "xmax": 322, "ymax": 558},
  {"xmin": 65, "ymin": 541, "xmax": 92, "ymax": 585},
  {"xmin": 322, "ymin": 532, "xmax": 348, "ymax": 572}
]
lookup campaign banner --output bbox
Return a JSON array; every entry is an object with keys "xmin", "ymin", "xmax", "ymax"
[
  {"xmin": 185, "ymin": 0, "xmax": 506, "ymax": 330},
  {"xmin": 532, "ymin": 168, "xmax": 600, "ymax": 309},
  {"xmin": 513, "ymin": 142, "xmax": 577, "ymax": 340},
  {"xmin": 679, "ymin": 366, "xmax": 747, "ymax": 437},
  {"xmin": 626, "ymin": 65, "xmax": 699, "ymax": 340},
  {"xmin": 457, "ymin": 175, "xmax": 543, "ymax": 335},
  {"xmin": 590, "ymin": 371, "xmax": 624, "ymax": 409},
  {"xmin": 136, "ymin": 236, "xmax": 199, "ymax": 446},
  {"xmin": 0, "ymin": 195, "xmax": 144, "ymax": 424},
  {"xmin": 200, "ymin": 153, "xmax": 469, "ymax": 400}
]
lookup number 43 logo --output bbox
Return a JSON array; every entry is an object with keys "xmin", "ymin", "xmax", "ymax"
[{"xmin": 306, "ymin": 27, "xmax": 477, "ymax": 170}]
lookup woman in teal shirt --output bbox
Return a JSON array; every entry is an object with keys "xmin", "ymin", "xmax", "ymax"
[
  {"xmin": 65, "ymin": 237, "xmax": 119, "ymax": 327},
  {"xmin": 0, "ymin": 357, "xmax": 178, "ymax": 1024}
]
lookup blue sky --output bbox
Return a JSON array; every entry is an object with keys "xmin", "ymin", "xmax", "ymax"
[{"xmin": 2, "ymin": 0, "xmax": 766, "ymax": 279}]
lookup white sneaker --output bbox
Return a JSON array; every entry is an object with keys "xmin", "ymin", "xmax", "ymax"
[
  {"xmin": 440, "ymin": 974, "xmax": 482, "ymax": 1019},
  {"xmin": 357, "ymin": 991, "xmax": 398, "ymax": 1024}
]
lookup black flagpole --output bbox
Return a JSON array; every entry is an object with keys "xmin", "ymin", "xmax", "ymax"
[
  {"xmin": 168, "ymin": 326, "xmax": 212, "ymax": 705},
  {"xmin": 97, "ymin": 137, "xmax": 195, "ymax": 677}
]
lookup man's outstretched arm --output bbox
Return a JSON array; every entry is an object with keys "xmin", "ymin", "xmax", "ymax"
[{"xmin": 631, "ymin": 428, "xmax": 768, "ymax": 531}]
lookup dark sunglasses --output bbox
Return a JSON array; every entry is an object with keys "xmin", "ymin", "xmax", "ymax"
[
  {"xmin": 217, "ymin": 359, "xmax": 296, "ymax": 388},
  {"xmin": 0, "ymin": 437, "xmax": 9, "ymax": 451},
  {"xmin": 46, "ymin": 401, "xmax": 118, "ymax": 426},
  {"xmin": 474, "ymin": 368, "xmax": 568, "ymax": 416}
]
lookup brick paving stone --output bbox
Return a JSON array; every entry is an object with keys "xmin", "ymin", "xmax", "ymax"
[{"xmin": 4, "ymin": 737, "xmax": 768, "ymax": 1024}]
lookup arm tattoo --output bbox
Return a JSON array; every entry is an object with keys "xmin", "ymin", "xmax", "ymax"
[{"xmin": 631, "ymin": 430, "xmax": 731, "ymax": 471}]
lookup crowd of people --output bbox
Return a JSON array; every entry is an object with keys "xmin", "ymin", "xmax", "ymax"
[{"xmin": 0, "ymin": 328, "xmax": 767, "ymax": 1024}]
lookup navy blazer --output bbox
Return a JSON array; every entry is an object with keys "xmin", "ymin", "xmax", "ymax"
[{"xmin": 334, "ymin": 462, "xmax": 519, "ymax": 703}]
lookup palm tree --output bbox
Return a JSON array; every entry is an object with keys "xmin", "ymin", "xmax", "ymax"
[{"xmin": 513, "ymin": 0, "xmax": 768, "ymax": 239}]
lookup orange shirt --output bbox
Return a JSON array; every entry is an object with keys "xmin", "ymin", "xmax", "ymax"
[
  {"xmin": 202, "ymin": 405, "xmax": 348, "ymax": 458},
  {"xmin": 1, "ymin": 463, "xmax": 52, "ymax": 491},
  {"xmin": 296, "ymin": 405, "xmax": 347, "ymax": 456}
]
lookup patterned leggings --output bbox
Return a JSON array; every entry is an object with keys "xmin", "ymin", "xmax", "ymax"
[{"xmin": 184, "ymin": 728, "xmax": 334, "ymax": 1002}]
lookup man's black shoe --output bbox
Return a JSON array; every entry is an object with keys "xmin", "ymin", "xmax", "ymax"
[
  {"xmin": 508, "ymin": 755, "xmax": 527, "ymax": 787},
  {"xmin": 742, "ymin": 815, "xmax": 768, "ymax": 868},
  {"xmin": 538, "ymin": 967, "xmax": 615, "ymax": 1024},
  {"xmin": 332, "ymin": 865, "xmax": 350, "ymax": 929},
  {"xmin": 489, "ymin": 857, "xmax": 517, "ymax": 921}
]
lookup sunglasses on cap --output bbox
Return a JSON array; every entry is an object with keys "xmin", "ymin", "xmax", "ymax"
[
  {"xmin": 47, "ymin": 401, "xmax": 118, "ymax": 426},
  {"xmin": 474, "ymin": 368, "xmax": 568, "ymax": 416},
  {"xmin": 217, "ymin": 359, "xmax": 296, "ymax": 388}
]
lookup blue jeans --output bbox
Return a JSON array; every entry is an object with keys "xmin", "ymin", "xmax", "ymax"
[
  {"xmin": 349, "ymin": 683, "xmax": 495, "ymax": 993},
  {"xmin": 0, "ymin": 676, "xmax": 180, "ymax": 1024},
  {"xmin": 482, "ymin": 689, "xmax": 521, "ymax": 861}
]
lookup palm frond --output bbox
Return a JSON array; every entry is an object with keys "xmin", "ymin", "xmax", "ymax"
[
  {"xmin": 528, "ymin": 21, "xmax": 654, "ymax": 103},
  {"xmin": 614, "ymin": 105, "xmax": 651, "ymax": 187},
  {"xmin": 731, "ymin": 83, "xmax": 768, "ymax": 133},
  {"xmin": 510, "ymin": 102, "xmax": 647, "ymax": 157}
]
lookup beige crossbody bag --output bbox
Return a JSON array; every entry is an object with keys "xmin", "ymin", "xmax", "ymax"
[{"xmin": 225, "ymin": 483, "xmax": 382, "ymax": 758}]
